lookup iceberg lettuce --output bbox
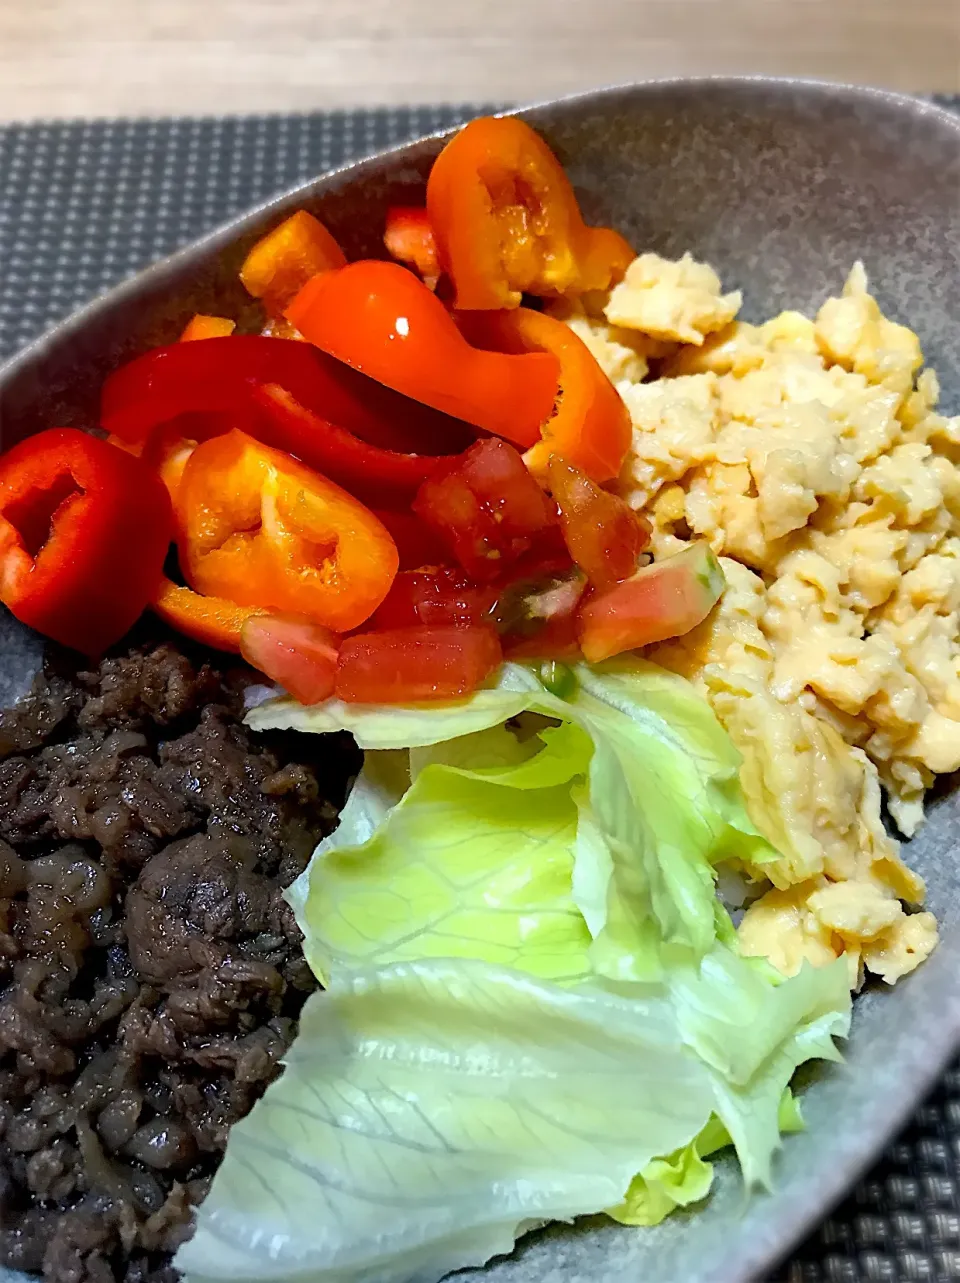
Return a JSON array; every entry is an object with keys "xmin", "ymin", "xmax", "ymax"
[{"xmin": 180, "ymin": 659, "xmax": 852, "ymax": 1283}]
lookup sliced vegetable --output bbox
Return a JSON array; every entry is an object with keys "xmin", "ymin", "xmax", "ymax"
[
  {"xmin": 370, "ymin": 568, "xmax": 497, "ymax": 630},
  {"xmin": 459, "ymin": 307, "xmax": 632, "ymax": 482},
  {"xmin": 101, "ymin": 335, "xmax": 474, "ymax": 457},
  {"xmin": 335, "ymin": 625, "xmax": 502, "ymax": 703},
  {"xmin": 175, "ymin": 429, "xmax": 398, "ymax": 633},
  {"xmin": 383, "ymin": 206, "xmax": 440, "ymax": 285},
  {"xmin": 240, "ymin": 209, "xmax": 347, "ymax": 314},
  {"xmin": 548, "ymin": 454, "xmax": 649, "ymax": 588},
  {"xmin": 151, "ymin": 576, "xmax": 267, "ymax": 651},
  {"xmin": 240, "ymin": 614, "xmax": 339, "ymax": 705},
  {"xmin": 579, "ymin": 542, "xmax": 725, "ymax": 662},
  {"xmin": 285, "ymin": 260, "xmax": 560, "ymax": 447},
  {"xmin": 179, "ymin": 313, "xmax": 236, "ymax": 341},
  {"xmin": 252, "ymin": 383, "xmax": 445, "ymax": 501},
  {"xmin": 175, "ymin": 959, "xmax": 721, "ymax": 1283},
  {"xmin": 426, "ymin": 115, "xmax": 635, "ymax": 310},
  {"xmin": 413, "ymin": 437, "xmax": 557, "ymax": 580},
  {"xmin": 370, "ymin": 507, "xmax": 445, "ymax": 571},
  {"xmin": 0, "ymin": 428, "xmax": 172, "ymax": 656}
]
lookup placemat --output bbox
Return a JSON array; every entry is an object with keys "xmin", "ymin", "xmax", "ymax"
[{"xmin": 0, "ymin": 100, "xmax": 958, "ymax": 1283}]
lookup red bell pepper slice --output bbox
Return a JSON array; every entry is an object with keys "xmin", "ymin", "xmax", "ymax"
[
  {"xmin": 426, "ymin": 116, "xmax": 635, "ymax": 310},
  {"xmin": 240, "ymin": 614, "xmax": 340, "ymax": 704},
  {"xmin": 252, "ymin": 384, "xmax": 447, "ymax": 501},
  {"xmin": 100, "ymin": 335, "xmax": 476, "ymax": 459},
  {"xmin": 412, "ymin": 437, "xmax": 558, "ymax": 581},
  {"xmin": 384, "ymin": 207, "xmax": 441, "ymax": 286},
  {"xmin": 548, "ymin": 455, "xmax": 650, "ymax": 590},
  {"xmin": 335, "ymin": 625, "xmax": 502, "ymax": 703},
  {"xmin": 285, "ymin": 261, "xmax": 559, "ymax": 448},
  {"xmin": 0, "ymin": 429, "xmax": 173, "ymax": 657},
  {"xmin": 151, "ymin": 577, "xmax": 268, "ymax": 652},
  {"xmin": 458, "ymin": 307, "xmax": 632, "ymax": 483}
]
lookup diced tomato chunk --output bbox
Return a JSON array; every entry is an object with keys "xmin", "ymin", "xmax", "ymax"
[
  {"xmin": 240, "ymin": 614, "xmax": 339, "ymax": 704},
  {"xmin": 548, "ymin": 455, "xmax": 649, "ymax": 590},
  {"xmin": 335, "ymin": 625, "xmax": 502, "ymax": 703},
  {"xmin": 578, "ymin": 542, "xmax": 725, "ymax": 662},
  {"xmin": 504, "ymin": 611, "xmax": 582, "ymax": 661},
  {"xmin": 371, "ymin": 509, "xmax": 449, "ymax": 572},
  {"xmin": 413, "ymin": 438, "xmax": 557, "ymax": 580},
  {"xmin": 370, "ymin": 568, "xmax": 497, "ymax": 630}
]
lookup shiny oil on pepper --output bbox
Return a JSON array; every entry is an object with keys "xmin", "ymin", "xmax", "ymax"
[
  {"xmin": 174, "ymin": 429, "xmax": 398, "ymax": 633},
  {"xmin": 0, "ymin": 429, "xmax": 173, "ymax": 656},
  {"xmin": 426, "ymin": 116, "xmax": 635, "ymax": 310}
]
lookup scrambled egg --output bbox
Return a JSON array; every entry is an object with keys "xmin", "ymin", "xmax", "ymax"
[{"xmin": 558, "ymin": 256, "xmax": 958, "ymax": 986}]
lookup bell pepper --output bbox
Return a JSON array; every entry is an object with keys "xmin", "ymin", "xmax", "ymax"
[
  {"xmin": 426, "ymin": 116, "xmax": 635, "ymax": 310},
  {"xmin": 335, "ymin": 625, "xmax": 502, "ymax": 703},
  {"xmin": 457, "ymin": 307, "xmax": 631, "ymax": 482},
  {"xmin": 179, "ymin": 314, "xmax": 236, "ymax": 341},
  {"xmin": 548, "ymin": 455, "xmax": 650, "ymax": 589},
  {"xmin": 151, "ymin": 576, "xmax": 268, "ymax": 651},
  {"xmin": 252, "ymin": 384, "xmax": 447, "ymax": 501},
  {"xmin": 175, "ymin": 429, "xmax": 398, "ymax": 634},
  {"xmin": 412, "ymin": 437, "xmax": 557, "ymax": 581},
  {"xmin": 240, "ymin": 210, "xmax": 347, "ymax": 315},
  {"xmin": 0, "ymin": 428, "xmax": 173, "ymax": 656},
  {"xmin": 101, "ymin": 334, "xmax": 475, "ymax": 459},
  {"xmin": 384, "ymin": 207, "xmax": 441, "ymax": 286},
  {"xmin": 285, "ymin": 261, "xmax": 559, "ymax": 448}
]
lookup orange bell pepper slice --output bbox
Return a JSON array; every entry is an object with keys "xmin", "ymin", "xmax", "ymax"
[
  {"xmin": 175, "ymin": 429, "xmax": 398, "ymax": 633},
  {"xmin": 426, "ymin": 116, "xmax": 635, "ymax": 310},
  {"xmin": 151, "ymin": 576, "xmax": 268, "ymax": 651},
  {"xmin": 457, "ymin": 307, "xmax": 631, "ymax": 483},
  {"xmin": 179, "ymin": 314, "xmax": 236, "ymax": 341},
  {"xmin": 240, "ymin": 210, "xmax": 347, "ymax": 315},
  {"xmin": 286, "ymin": 261, "xmax": 559, "ymax": 448}
]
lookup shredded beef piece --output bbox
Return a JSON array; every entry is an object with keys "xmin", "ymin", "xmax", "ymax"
[{"xmin": 0, "ymin": 640, "xmax": 354, "ymax": 1283}]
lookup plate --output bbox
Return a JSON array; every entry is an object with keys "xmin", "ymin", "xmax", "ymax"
[{"xmin": 1, "ymin": 78, "xmax": 958, "ymax": 1283}]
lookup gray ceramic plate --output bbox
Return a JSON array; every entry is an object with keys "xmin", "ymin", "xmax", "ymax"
[{"xmin": 1, "ymin": 78, "xmax": 958, "ymax": 1283}]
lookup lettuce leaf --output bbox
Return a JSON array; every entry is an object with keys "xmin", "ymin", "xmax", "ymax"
[
  {"xmin": 176, "ymin": 959, "xmax": 718, "ymax": 1283},
  {"xmin": 282, "ymin": 659, "xmax": 777, "ymax": 984}
]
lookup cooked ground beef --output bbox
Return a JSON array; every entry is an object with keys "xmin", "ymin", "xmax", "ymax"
[{"xmin": 0, "ymin": 639, "xmax": 356, "ymax": 1283}]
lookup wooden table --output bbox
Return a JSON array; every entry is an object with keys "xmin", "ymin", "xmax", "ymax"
[{"xmin": 1, "ymin": 0, "xmax": 957, "ymax": 121}]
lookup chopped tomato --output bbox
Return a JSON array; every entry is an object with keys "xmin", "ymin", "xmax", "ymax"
[
  {"xmin": 180, "ymin": 314, "xmax": 236, "ymax": 341},
  {"xmin": 240, "ymin": 210, "xmax": 347, "ymax": 315},
  {"xmin": 240, "ymin": 614, "xmax": 339, "ymax": 704},
  {"xmin": 504, "ymin": 612, "xmax": 582, "ymax": 662},
  {"xmin": 383, "ymin": 207, "xmax": 441, "ymax": 286},
  {"xmin": 548, "ymin": 455, "xmax": 650, "ymax": 590},
  {"xmin": 578, "ymin": 542, "xmax": 726, "ymax": 662},
  {"xmin": 413, "ymin": 438, "xmax": 557, "ymax": 580},
  {"xmin": 371, "ymin": 508, "xmax": 448, "ymax": 571},
  {"xmin": 336, "ymin": 625, "xmax": 502, "ymax": 703},
  {"xmin": 370, "ymin": 568, "xmax": 497, "ymax": 630}
]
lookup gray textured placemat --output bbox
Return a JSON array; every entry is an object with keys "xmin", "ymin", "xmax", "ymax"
[{"xmin": 0, "ymin": 99, "xmax": 958, "ymax": 1283}]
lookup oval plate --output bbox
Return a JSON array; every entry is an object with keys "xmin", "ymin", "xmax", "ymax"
[{"xmin": 1, "ymin": 78, "xmax": 959, "ymax": 1283}]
